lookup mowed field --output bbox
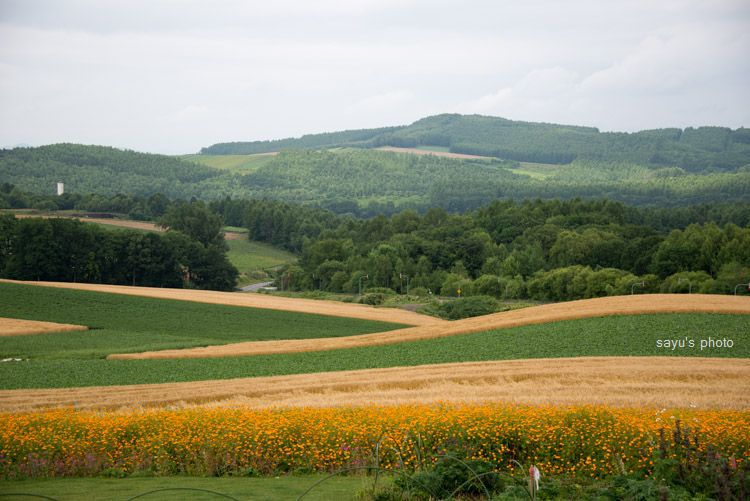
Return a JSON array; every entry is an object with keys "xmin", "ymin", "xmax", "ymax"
[{"xmin": 0, "ymin": 281, "xmax": 748, "ymax": 411}]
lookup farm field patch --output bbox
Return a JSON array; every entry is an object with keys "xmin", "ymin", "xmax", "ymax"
[
  {"xmin": 0, "ymin": 318, "xmax": 87, "ymax": 337},
  {"xmin": 112, "ymin": 293, "xmax": 750, "ymax": 359},
  {"xmin": 0, "ymin": 283, "xmax": 406, "ymax": 360},
  {"xmin": 2, "ymin": 356, "xmax": 747, "ymax": 412},
  {"xmin": 0, "ymin": 313, "xmax": 746, "ymax": 390},
  {"xmin": 0, "ymin": 280, "xmax": 440, "ymax": 325}
]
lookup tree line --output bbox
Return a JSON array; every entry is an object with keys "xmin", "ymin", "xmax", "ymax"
[
  {"xmin": 0, "ymin": 202, "xmax": 237, "ymax": 290},
  {"xmin": 211, "ymin": 197, "xmax": 750, "ymax": 301}
]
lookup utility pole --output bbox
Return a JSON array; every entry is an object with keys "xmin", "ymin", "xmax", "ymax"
[
  {"xmin": 399, "ymin": 273, "xmax": 410, "ymax": 295},
  {"xmin": 358, "ymin": 274, "xmax": 369, "ymax": 295}
]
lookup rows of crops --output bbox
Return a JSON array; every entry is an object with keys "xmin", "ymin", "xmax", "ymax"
[{"xmin": 1, "ymin": 311, "xmax": 746, "ymax": 389}]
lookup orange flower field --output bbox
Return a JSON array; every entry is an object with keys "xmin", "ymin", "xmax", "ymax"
[{"xmin": 1, "ymin": 404, "xmax": 747, "ymax": 479}]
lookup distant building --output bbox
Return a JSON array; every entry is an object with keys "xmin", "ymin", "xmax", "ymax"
[{"xmin": 56, "ymin": 182, "xmax": 64, "ymax": 196}]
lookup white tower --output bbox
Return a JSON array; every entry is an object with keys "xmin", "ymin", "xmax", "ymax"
[{"xmin": 56, "ymin": 182, "xmax": 64, "ymax": 196}]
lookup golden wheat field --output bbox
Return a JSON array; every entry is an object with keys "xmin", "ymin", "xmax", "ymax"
[
  {"xmin": 0, "ymin": 357, "xmax": 747, "ymax": 412},
  {"xmin": 0, "ymin": 317, "xmax": 88, "ymax": 337}
]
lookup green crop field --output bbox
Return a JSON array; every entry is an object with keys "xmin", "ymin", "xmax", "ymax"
[
  {"xmin": 181, "ymin": 153, "xmax": 277, "ymax": 173},
  {"xmin": 226, "ymin": 239, "xmax": 297, "ymax": 287},
  {"xmin": 1, "ymin": 305, "xmax": 746, "ymax": 389},
  {"xmin": 0, "ymin": 283, "xmax": 404, "ymax": 360}
]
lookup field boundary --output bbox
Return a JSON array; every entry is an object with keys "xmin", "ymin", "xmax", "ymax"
[
  {"xmin": 108, "ymin": 293, "xmax": 750, "ymax": 359},
  {"xmin": 1, "ymin": 356, "xmax": 747, "ymax": 412}
]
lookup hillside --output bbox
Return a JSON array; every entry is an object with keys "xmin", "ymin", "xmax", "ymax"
[
  {"xmin": 203, "ymin": 114, "xmax": 750, "ymax": 172},
  {"xmin": 2, "ymin": 115, "xmax": 749, "ymax": 213}
]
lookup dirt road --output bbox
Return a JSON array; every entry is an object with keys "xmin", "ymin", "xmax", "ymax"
[
  {"xmin": 10, "ymin": 214, "xmax": 244, "ymax": 240},
  {"xmin": 2, "ymin": 357, "xmax": 746, "ymax": 412}
]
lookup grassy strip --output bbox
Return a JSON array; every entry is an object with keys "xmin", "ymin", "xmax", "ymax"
[
  {"xmin": 0, "ymin": 313, "xmax": 746, "ymax": 389},
  {"xmin": 226, "ymin": 239, "xmax": 296, "ymax": 287},
  {"xmin": 0, "ymin": 283, "xmax": 405, "ymax": 359},
  {"xmin": 0, "ymin": 475, "xmax": 368, "ymax": 501}
]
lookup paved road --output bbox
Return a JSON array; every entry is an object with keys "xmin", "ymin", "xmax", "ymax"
[{"xmin": 240, "ymin": 281, "xmax": 275, "ymax": 292}]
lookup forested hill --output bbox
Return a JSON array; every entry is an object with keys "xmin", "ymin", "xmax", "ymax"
[
  {"xmin": 202, "ymin": 114, "xmax": 750, "ymax": 172},
  {"xmin": 199, "ymin": 125, "xmax": 403, "ymax": 155},
  {"xmin": 2, "ymin": 143, "xmax": 749, "ymax": 213},
  {"xmin": 0, "ymin": 143, "xmax": 242, "ymax": 199}
]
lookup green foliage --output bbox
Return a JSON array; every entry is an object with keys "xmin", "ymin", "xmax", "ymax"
[
  {"xmin": 216, "ymin": 197, "xmax": 750, "ymax": 302},
  {"xmin": 159, "ymin": 200, "xmax": 226, "ymax": 249},
  {"xmin": 200, "ymin": 125, "xmax": 403, "ymax": 154},
  {"xmin": 204, "ymin": 114, "xmax": 750, "ymax": 172},
  {"xmin": 434, "ymin": 296, "xmax": 500, "ymax": 320},
  {"xmin": 1, "ymin": 305, "xmax": 746, "ymax": 389},
  {"xmin": 391, "ymin": 455, "xmax": 505, "ymax": 499},
  {"xmin": 0, "ymin": 216, "xmax": 238, "ymax": 290},
  {"xmin": 5, "ymin": 133, "xmax": 750, "ymax": 216},
  {"xmin": 0, "ymin": 144, "xmax": 232, "ymax": 199}
]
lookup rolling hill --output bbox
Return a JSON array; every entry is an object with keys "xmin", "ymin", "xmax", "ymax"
[
  {"xmin": 1, "ymin": 114, "xmax": 749, "ymax": 213},
  {"xmin": 203, "ymin": 113, "xmax": 750, "ymax": 172}
]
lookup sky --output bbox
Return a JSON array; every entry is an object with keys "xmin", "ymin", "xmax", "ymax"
[{"xmin": 0, "ymin": 0, "xmax": 748, "ymax": 154}]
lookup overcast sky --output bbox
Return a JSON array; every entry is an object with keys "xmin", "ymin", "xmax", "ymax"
[{"xmin": 0, "ymin": 0, "xmax": 748, "ymax": 154}]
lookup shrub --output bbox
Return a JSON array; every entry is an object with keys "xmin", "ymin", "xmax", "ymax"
[
  {"xmin": 437, "ymin": 295, "xmax": 499, "ymax": 320},
  {"xmin": 359, "ymin": 293, "xmax": 386, "ymax": 305}
]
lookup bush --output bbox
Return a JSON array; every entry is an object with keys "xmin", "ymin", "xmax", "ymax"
[
  {"xmin": 408, "ymin": 286, "xmax": 429, "ymax": 297},
  {"xmin": 437, "ymin": 295, "xmax": 499, "ymax": 320},
  {"xmin": 359, "ymin": 293, "xmax": 386, "ymax": 305},
  {"xmin": 364, "ymin": 287, "xmax": 396, "ymax": 295},
  {"xmin": 394, "ymin": 456, "xmax": 505, "ymax": 499}
]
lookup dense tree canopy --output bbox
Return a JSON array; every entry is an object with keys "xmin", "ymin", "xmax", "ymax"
[
  {"xmin": 209, "ymin": 197, "xmax": 750, "ymax": 301},
  {"xmin": 0, "ymin": 213, "xmax": 237, "ymax": 291}
]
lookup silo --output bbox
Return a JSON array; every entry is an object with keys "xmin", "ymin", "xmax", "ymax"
[{"xmin": 56, "ymin": 182, "xmax": 64, "ymax": 196}]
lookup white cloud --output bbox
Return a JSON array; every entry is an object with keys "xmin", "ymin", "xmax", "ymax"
[{"xmin": 0, "ymin": 0, "xmax": 748, "ymax": 152}]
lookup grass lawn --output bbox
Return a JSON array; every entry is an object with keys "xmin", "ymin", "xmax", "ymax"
[
  {"xmin": 1, "ymin": 311, "xmax": 746, "ymax": 389},
  {"xmin": 0, "ymin": 283, "xmax": 405, "ymax": 361},
  {"xmin": 226, "ymin": 239, "xmax": 296, "ymax": 287},
  {"xmin": 0, "ymin": 475, "xmax": 373, "ymax": 501}
]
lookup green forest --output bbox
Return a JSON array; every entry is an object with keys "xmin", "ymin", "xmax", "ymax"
[
  {"xmin": 204, "ymin": 113, "xmax": 750, "ymax": 171},
  {"xmin": 1, "ymin": 142, "xmax": 748, "ymax": 216},
  {"xmin": 211, "ymin": 197, "xmax": 750, "ymax": 302},
  {"xmin": 0, "ymin": 202, "xmax": 238, "ymax": 290},
  {"xmin": 2, "ymin": 187, "xmax": 749, "ymax": 300}
]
